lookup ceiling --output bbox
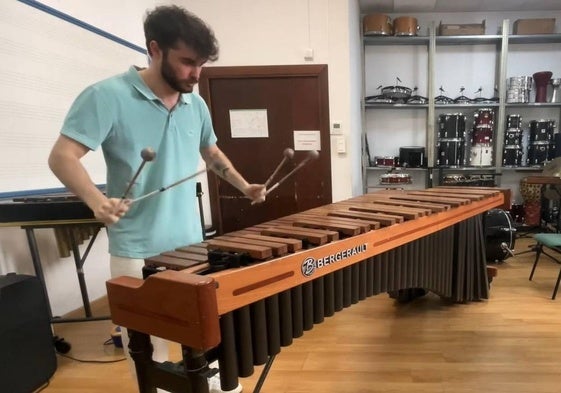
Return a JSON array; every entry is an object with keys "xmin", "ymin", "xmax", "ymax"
[{"xmin": 359, "ymin": 0, "xmax": 561, "ymax": 13}]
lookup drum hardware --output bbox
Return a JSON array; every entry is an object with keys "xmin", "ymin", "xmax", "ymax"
[
  {"xmin": 380, "ymin": 77, "xmax": 412, "ymax": 100},
  {"xmin": 365, "ymin": 95, "xmax": 394, "ymax": 104},
  {"xmin": 392, "ymin": 16, "xmax": 419, "ymax": 36},
  {"xmin": 405, "ymin": 87, "xmax": 428, "ymax": 104},
  {"xmin": 470, "ymin": 87, "xmax": 497, "ymax": 104},
  {"xmin": 550, "ymin": 78, "xmax": 561, "ymax": 103},
  {"xmin": 363, "ymin": 13, "xmax": 392, "ymax": 36},
  {"xmin": 435, "ymin": 86, "xmax": 453, "ymax": 104},
  {"xmin": 453, "ymin": 87, "xmax": 471, "ymax": 104},
  {"xmin": 533, "ymin": 71, "xmax": 553, "ymax": 103}
]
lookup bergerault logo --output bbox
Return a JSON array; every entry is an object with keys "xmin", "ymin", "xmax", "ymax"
[{"xmin": 301, "ymin": 243, "xmax": 368, "ymax": 277}]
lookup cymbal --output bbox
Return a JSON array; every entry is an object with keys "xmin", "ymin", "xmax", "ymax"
[{"xmin": 542, "ymin": 157, "xmax": 561, "ymax": 177}]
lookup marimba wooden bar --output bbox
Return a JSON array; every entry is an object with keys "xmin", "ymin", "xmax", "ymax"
[{"xmin": 106, "ymin": 187, "xmax": 504, "ymax": 393}]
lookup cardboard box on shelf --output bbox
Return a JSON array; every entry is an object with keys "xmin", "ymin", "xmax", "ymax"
[
  {"xmin": 513, "ymin": 18, "xmax": 555, "ymax": 35},
  {"xmin": 439, "ymin": 20, "xmax": 485, "ymax": 36}
]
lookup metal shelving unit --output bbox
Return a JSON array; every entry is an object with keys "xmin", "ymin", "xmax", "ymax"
[{"xmin": 361, "ymin": 18, "xmax": 561, "ymax": 193}]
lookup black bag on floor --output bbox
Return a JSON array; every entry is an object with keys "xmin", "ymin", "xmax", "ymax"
[{"xmin": 0, "ymin": 273, "xmax": 57, "ymax": 393}]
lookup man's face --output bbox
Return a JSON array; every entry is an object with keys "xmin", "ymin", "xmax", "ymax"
[{"xmin": 159, "ymin": 42, "xmax": 206, "ymax": 93}]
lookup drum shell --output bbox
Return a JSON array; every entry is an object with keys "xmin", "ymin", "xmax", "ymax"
[
  {"xmin": 527, "ymin": 141, "xmax": 554, "ymax": 166},
  {"xmin": 472, "ymin": 126, "xmax": 493, "ymax": 144},
  {"xmin": 438, "ymin": 113, "xmax": 466, "ymax": 139},
  {"xmin": 380, "ymin": 173, "xmax": 411, "ymax": 185},
  {"xmin": 437, "ymin": 139, "xmax": 465, "ymax": 167},
  {"xmin": 484, "ymin": 209, "xmax": 516, "ymax": 262},
  {"xmin": 506, "ymin": 114, "xmax": 522, "ymax": 129},
  {"xmin": 502, "ymin": 146, "xmax": 523, "ymax": 167},
  {"xmin": 393, "ymin": 16, "xmax": 418, "ymax": 36},
  {"xmin": 374, "ymin": 156, "xmax": 398, "ymax": 167},
  {"xmin": 529, "ymin": 120, "xmax": 555, "ymax": 142},
  {"xmin": 399, "ymin": 146, "xmax": 425, "ymax": 168},
  {"xmin": 470, "ymin": 144, "xmax": 493, "ymax": 166},
  {"xmin": 474, "ymin": 108, "xmax": 494, "ymax": 128},
  {"xmin": 504, "ymin": 129, "xmax": 523, "ymax": 145},
  {"xmin": 363, "ymin": 13, "xmax": 392, "ymax": 35}
]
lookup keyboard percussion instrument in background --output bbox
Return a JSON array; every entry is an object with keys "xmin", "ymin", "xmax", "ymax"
[{"xmin": 107, "ymin": 186, "xmax": 505, "ymax": 393}]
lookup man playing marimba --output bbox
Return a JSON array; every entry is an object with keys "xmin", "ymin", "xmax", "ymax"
[{"xmin": 48, "ymin": 5, "xmax": 265, "ymax": 393}]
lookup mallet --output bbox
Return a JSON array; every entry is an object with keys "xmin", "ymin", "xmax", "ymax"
[
  {"xmin": 121, "ymin": 147, "xmax": 156, "ymax": 200},
  {"xmin": 129, "ymin": 168, "xmax": 209, "ymax": 204},
  {"xmin": 264, "ymin": 148, "xmax": 295, "ymax": 188},
  {"xmin": 266, "ymin": 150, "xmax": 319, "ymax": 195}
]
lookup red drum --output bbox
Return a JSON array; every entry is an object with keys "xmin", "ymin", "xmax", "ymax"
[
  {"xmin": 527, "ymin": 141, "xmax": 553, "ymax": 166},
  {"xmin": 437, "ymin": 139, "xmax": 465, "ymax": 167},
  {"xmin": 470, "ymin": 144, "xmax": 493, "ymax": 167},
  {"xmin": 472, "ymin": 126, "xmax": 493, "ymax": 144},
  {"xmin": 474, "ymin": 108, "xmax": 494, "ymax": 128},
  {"xmin": 503, "ymin": 146, "xmax": 523, "ymax": 167},
  {"xmin": 504, "ymin": 129, "xmax": 523, "ymax": 145},
  {"xmin": 506, "ymin": 114, "xmax": 522, "ymax": 130},
  {"xmin": 438, "ymin": 113, "xmax": 466, "ymax": 139},
  {"xmin": 374, "ymin": 156, "xmax": 398, "ymax": 167},
  {"xmin": 380, "ymin": 173, "xmax": 411, "ymax": 185},
  {"xmin": 529, "ymin": 120, "xmax": 555, "ymax": 142}
]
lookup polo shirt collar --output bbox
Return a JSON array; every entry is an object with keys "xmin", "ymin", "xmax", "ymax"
[{"xmin": 126, "ymin": 66, "xmax": 192, "ymax": 106}]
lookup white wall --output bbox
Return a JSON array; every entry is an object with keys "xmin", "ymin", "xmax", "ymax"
[{"xmin": 0, "ymin": 0, "xmax": 359, "ymax": 316}]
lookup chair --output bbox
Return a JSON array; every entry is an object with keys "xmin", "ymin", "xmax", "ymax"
[{"xmin": 529, "ymin": 233, "xmax": 561, "ymax": 300}]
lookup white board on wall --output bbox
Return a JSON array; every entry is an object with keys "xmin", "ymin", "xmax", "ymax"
[{"xmin": 0, "ymin": 1, "xmax": 147, "ymax": 194}]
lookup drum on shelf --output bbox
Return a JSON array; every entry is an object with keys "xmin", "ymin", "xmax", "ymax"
[
  {"xmin": 472, "ymin": 126, "xmax": 493, "ymax": 144},
  {"xmin": 379, "ymin": 172, "xmax": 411, "ymax": 185},
  {"xmin": 392, "ymin": 16, "xmax": 418, "ymax": 36},
  {"xmin": 504, "ymin": 129, "xmax": 523, "ymax": 145},
  {"xmin": 442, "ymin": 174, "xmax": 467, "ymax": 185},
  {"xmin": 474, "ymin": 108, "xmax": 494, "ymax": 128},
  {"xmin": 438, "ymin": 113, "xmax": 466, "ymax": 139},
  {"xmin": 374, "ymin": 156, "xmax": 398, "ymax": 167},
  {"xmin": 506, "ymin": 114, "xmax": 522, "ymax": 130},
  {"xmin": 363, "ymin": 13, "xmax": 392, "ymax": 35},
  {"xmin": 469, "ymin": 174, "xmax": 495, "ymax": 187},
  {"xmin": 399, "ymin": 146, "xmax": 425, "ymax": 168},
  {"xmin": 529, "ymin": 119, "xmax": 555, "ymax": 142},
  {"xmin": 484, "ymin": 209, "xmax": 516, "ymax": 263},
  {"xmin": 527, "ymin": 141, "xmax": 553, "ymax": 166},
  {"xmin": 437, "ymin": 139, "xmax": 465, "ymax": 167},
  {"xmin": 503, "ymin": 146, "xmax": 523, "ymax": 167},
  {"xmin": 470, "ymin": 144, "xmax": 493, "ymax": 167}
]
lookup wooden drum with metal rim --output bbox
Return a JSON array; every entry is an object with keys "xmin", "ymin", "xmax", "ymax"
[{"xmin": 363, "ymin": 13, "xmax": 392, "ymax": 36}]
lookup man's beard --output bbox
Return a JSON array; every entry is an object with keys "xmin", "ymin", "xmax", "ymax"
[{"xmin": 161, "ymin": 55, "xmax": 195, "ymax": 94}]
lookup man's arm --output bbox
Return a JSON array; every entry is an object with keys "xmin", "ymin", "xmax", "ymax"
[
  {"xmin": 48, "ymin": 135, "xmax": 127, "ymax": 224},
  {"xmin": 200, "ymin": 144, "xmax": 266, "ymax": 203}
]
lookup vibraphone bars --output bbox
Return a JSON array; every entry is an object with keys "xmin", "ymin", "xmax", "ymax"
[{"xmin": 106, "ymin": 186, "xmax": 504, "ymax": 393}]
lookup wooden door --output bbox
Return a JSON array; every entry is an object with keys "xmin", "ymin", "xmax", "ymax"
[{"xmin": 199, "ymin": 65, "xmax": 332, "ymax": 234}]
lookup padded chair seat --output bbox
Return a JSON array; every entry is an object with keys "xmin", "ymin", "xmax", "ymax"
[{"xmin": 534, "ymin": 233, "xmax": 561, "ymax": 248}]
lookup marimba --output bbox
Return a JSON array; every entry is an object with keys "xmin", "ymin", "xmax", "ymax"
[{"xmin": 106, "ymin": 187, "xmax": 504, "ymax": 393}]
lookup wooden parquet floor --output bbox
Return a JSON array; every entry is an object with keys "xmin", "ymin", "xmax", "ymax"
[{"xmin": 42, "ymin": 237, "xmax": 561, "ymax": 393}]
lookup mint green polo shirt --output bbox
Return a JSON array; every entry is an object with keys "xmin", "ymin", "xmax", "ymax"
[{"xmin": 61, "ymin": 66, "xmax": 217, "ymax": 258}]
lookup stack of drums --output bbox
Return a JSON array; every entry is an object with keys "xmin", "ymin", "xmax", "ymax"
[
  {"xmin": 506, "ymin": 76, "xmax": 532, "ymax": 103},
  {"xmin": 527, "ymin": 119, "xmax": 556, "ymax": 166},
  {"xmin": 437, "ymin": 113, "xmax": 466, "ymax": 167},
  {"xmin": 520, "ymin": 177, "xmax": 542, "ymax": 226},
  {"xmin": 502, "ymin": 114, "xmax": 524, "ymax": 167},
  {"xmin": 470, "ymin": 108, "xmax": 494, "ymax": 167}
]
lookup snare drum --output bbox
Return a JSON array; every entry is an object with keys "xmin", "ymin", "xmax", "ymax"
[
  {"xmin": 502, "ymin": 146, "xmax": 523, "ymax": 167},
  {"xmin": 529, "ymin": 119, "xmax": 555, "ymax": 142},
  {"xmin": 363, "ymin": 13, "xmax": 392, "ymax": 36},
  {"xmin": 527, "ymin": 141, "xmax": 553, "ymax": 166},
  {"xmin": 442, "ymin": 174, "xmax": 467, "ymax": 185},
  {"xmin": 374, "ymin": 156, "xmax": 398, "ymax": 167},
  {"xmin": 470, "ymin": 144, "xmax": 493, "ymax": 167},
  {"xmin": 472, "ymin": 126, "xmax": 493, "ymax": 144},
  {"xmin": 474, "ymin": 108, "xmax": 494, "ymax": 128},
  {"xmin": 380, "ymin": 173, "xmax": 411, "ymax": 185},
  {"xmin": 504, "ymin": 129, "xmax": 523, "ymax": 145},
  {"xmin": 392, "ymin": 16, "xmax": 418, "ymax": 36},
  {"xmin": 506, "ymin": 114, "xmax": 522, "ymax": 130},
  {"xmin": 437, "ymin": 139, "xmax": 465, "ymax": 167},
  {"xmin": 438, "ymin": 113, "xmax": 466, "ymax": 139}
]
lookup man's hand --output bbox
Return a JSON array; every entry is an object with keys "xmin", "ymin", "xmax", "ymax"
[
  {"xmin": 244, "ymin": 184, "xmax": 266, "ymax": 204},
  {"xmin": 92, "ymin": 197, "xmax": 130, "ymax": 225}
]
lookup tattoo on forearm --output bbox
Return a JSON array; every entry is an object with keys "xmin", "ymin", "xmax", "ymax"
[{"xmin": 213, "ymin": 162, "xmax": 231, "ymax": 178}]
